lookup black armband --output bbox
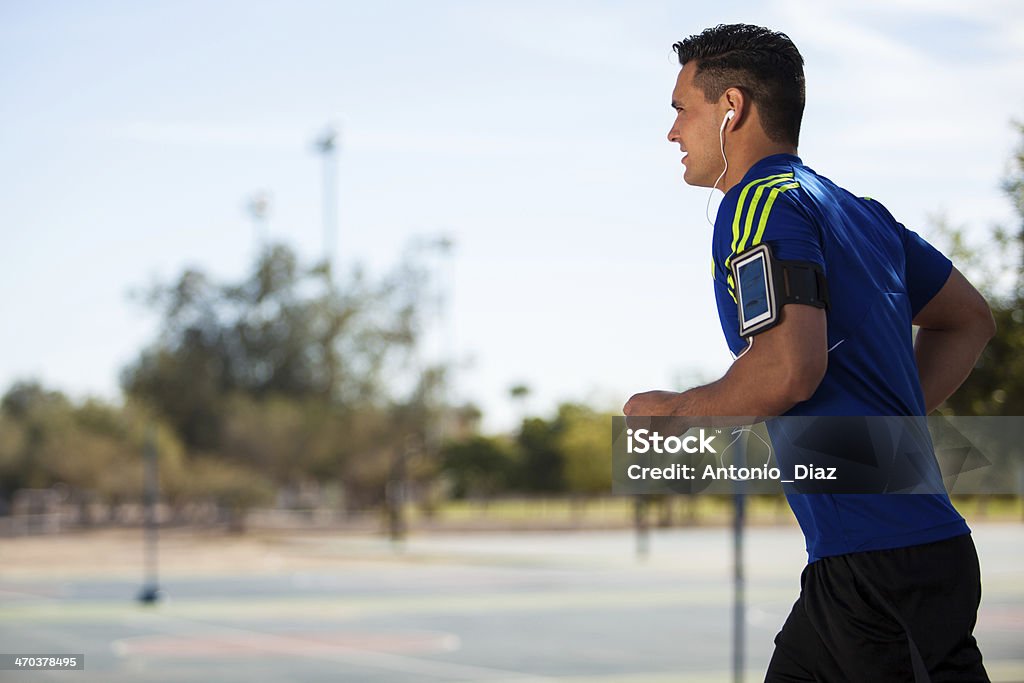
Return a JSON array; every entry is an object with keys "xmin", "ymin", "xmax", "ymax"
[{"xmin": 731, "ymin": 243, "xmax": 829, "ymax": 338}]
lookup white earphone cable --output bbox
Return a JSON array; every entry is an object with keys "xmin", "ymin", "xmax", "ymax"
[{"xmin": 705, "ymin": 111, "xmax": 732, "ymax": 227}]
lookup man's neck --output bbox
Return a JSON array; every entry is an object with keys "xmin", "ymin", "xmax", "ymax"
[{"xmin": 720, "ymin": 142, "xmax": 799, "ymax": 194}]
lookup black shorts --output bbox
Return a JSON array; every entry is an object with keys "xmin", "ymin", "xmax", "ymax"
[{"xmin": 765, "ymin": 533, "xmax": 988, "ymax": 683}]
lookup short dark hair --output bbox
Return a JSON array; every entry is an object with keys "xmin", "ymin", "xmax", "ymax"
[{"xmin": 673, "ymin": 24, "xmax": 805, "ymax": 146}]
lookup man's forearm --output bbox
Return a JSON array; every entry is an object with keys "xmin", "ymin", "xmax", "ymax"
[
  {"xmin": 664, "ymin": 347, "xmax": 817, "ymax": 422},
  {"xmin": 679, "ymin": 364, "xmax": 804, "ymax": 418},
  {"xmin": 623, "ymin": 306, "xmax": 828, "ymax": 422},
  {"xmin": 915, "ymin": 327, "xmax": 991, "ymax": 413}
]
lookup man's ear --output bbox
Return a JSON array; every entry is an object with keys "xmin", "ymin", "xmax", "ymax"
[{"xmin": 723, "ymin": 87, "xmax": 747, "ymax": 125}]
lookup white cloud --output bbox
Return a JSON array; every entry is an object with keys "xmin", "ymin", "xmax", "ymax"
[
  {"xmin": 777, "ymin": 0, "xmax": 928, "ymax": 64},
  {"xmin": 104, "ymin": 120, "xmax": 307, "ymax": 150},
  {"xmin": 455, "ymin": 1, "xmax": 669, "ymax": 73}
]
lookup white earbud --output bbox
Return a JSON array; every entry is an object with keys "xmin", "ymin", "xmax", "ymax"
[{"xmin": 706, "ymin": 110, "xmax": 736, "ymax": 227}]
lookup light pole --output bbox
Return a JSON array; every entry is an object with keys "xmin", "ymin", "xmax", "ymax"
[
  {"xmin": 246, "ymin": 191, "xmax": 270, "ymax": 254},
  {"xmin": 313, "ymin": 125, "xmax": 339, "ymax": 277},
  {"xmin": 433, "ymin": 235, "xmax": 455, "ymax": 437},
  {"xmin": 418, "ymin": 234, "xmax": 455, "ymax": 444},
  {"xmin": 137, "ymin": 426, "xmax": 161, "ymax": 604},
  {"xmin": 732, "ymin": 431, "xmax": 748, "ymax": 683}
]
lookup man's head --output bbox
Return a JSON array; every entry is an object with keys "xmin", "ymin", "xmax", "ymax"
[{"xmin": 668, "ymin": 24, "xmax": 805, "ymax": 188}]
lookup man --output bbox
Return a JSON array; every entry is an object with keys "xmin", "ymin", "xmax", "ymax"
[{"xmin": 623, "ymin": 24, "xmax": 995, "ymax": 682}]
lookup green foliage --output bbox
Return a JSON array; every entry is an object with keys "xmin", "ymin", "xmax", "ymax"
[
  {"xmin": 516, "ymin": 415, "xmax": 566, "ymax": 493},
  {"xmin": 1002, "ymin": 121, "xmax": 1024, "ymax": 276},
  {"xmin": 219, "ymin": 394, "xmax": 318, "ymax": 483},
  {"xmin": 114, "ymin": 241, "xmax": 451, "ymax": 513},
  {"xmin": 938, "ymin": 303, "xmax": 1024, "ymax": 416},
  {"xmin": 187, "ymin": 457, "xmax": 276, "ymax": 510},
  {"xmin": 934, "ymin": 121, "xmax": 1024, "ymax": 416},
  {"xmin": 0, "ymin": 413, "xmax": 27, "ymax": 497},
  {"xmin": 440, "ymin": 435, "xmax": 518, "ymax": 499},
  {"xmin": 122, "ymin": 244, "xmax": 430, "ymax": 451},
  {"xmin": 558, "ymin": 405, "xmax": 614, "ymax": 495},
  {"xmin": 0, "ymin": 382, "xmax": 73, "ymax": 491},
  {"xmin": 438, "ymin": 402, "xmax": 616, "ymax": 498},
  {"xmin": 0, "ymin": 382, "xmax": 186, "ymax": 503},
  {"xmin": 1, "ymin": 382, "xmax": 70, "ymax": 420},
  {"xmin": 508, "ymin": 384, "xmax": 530, "ymax": 400}
]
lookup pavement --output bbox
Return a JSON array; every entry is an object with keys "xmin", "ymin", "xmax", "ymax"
[{"xmin": 0, "ymin": 524, "xmax": 1021, "ymax": 682}]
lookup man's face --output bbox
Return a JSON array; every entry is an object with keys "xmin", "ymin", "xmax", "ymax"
[{"xmin": 667, "ymin": 63, "xmax": 723, "ymax": 188}]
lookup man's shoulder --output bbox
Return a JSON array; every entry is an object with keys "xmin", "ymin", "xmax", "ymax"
[
  {"xmin": 720, "ymin": 156, "xmax": 808, "ymax": 218},
  {"xmin": 713, "ymin": 164, "xmax": 811, "ymax": 256},
  {"xmin": 786, "ymin": 162, "xmax": 890, "ymax": 218}
]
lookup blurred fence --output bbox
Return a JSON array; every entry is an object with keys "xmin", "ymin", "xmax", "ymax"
[{"xmin": 2, "ymin": 489, "xmax": 1020, "ymax": 538}]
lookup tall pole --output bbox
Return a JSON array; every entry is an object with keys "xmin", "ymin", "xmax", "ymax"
[
  {"xmin": 432, "ymin": 235, "xmax": 454, "ymax": 444},
  {"xmin": 387, "ymin": 437, "xmax": 413, "ymax": 546},
  {"xmin": 732, "ymin": 431, "xmax": 747, "ymax": 683},
  {"xmin": 410, "ymin": 235, "xmax": 456, "ymax": 449},
  {"xmin": 246, "ymin": 191, "xmax": 270, "ymax": 253},
  {"xmin": 137, "ymin": 425, "xmax": 160, "ymax": 604},
  {"xmin": 634, "ymin": 496, "xmax": 650, "ymax": 559},
  {"xmin": 314, "ymin": 125, "xmax": 339, "ymax": 278}
]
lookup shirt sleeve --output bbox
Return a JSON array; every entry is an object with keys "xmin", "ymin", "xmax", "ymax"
[
  {"xmin": 901, "ymin": 225, "xmax": 953, "ymax": 317},
  {"xmin": 717, "ymin": 182, "xmax": 824, "ymax": 304},
  {"xmin": 712, "ymin": 178, "xmax": 823, "ymax": 347}
]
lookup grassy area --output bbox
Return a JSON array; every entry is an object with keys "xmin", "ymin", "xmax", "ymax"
[
  {"xmin": 409, "ymin": 495, "xmax": 792, "ymax": 528},
  {"xmin": 404, "ymin": 494, "xmax": 1023, "ymax": 529},
  {"xmin": 950, "ymin": 495, "xmax": 1024, "ymax": 520}
]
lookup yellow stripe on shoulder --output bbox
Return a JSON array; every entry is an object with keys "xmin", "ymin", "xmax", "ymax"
[
  {"xmin": 751, "ymin": 181, "xmax": 800, "ymax": 246},
  {"xmin": 721, "ymin": 172, "xmax": 797, "ymax": 303},
  {"xmin": 738, "ymin": 176, "xmax": 796, "ymax": 254},
  {"xmin": 725, "ymin": 173, "xmax": 793, "ymax": 277},
  {"xmin": 729, "ymin": 172, "xmax": 792, "ymax": 260}
]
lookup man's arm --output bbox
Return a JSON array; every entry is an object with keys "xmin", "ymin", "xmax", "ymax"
[
  {"xmin": 912, "ymin": 267, "xmax": 996, "ymax": 413},
  {"xmin": 623, "ymin": 305, "xmax": 827, "ymax": 420}
]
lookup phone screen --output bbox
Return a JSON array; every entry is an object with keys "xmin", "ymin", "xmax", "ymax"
[{"xmin": 738, "ymin": 254, "xmax": 771, "ymax": 328}]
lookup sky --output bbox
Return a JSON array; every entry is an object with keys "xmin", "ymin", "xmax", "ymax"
[{"xmin": 1, "ymin": 0, "xmax": 1023, "ymax": 433}]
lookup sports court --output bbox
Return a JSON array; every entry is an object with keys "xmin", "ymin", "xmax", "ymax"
[{"xmin": 1, "ymin": 524, "xmax": 1021, "ymax": 682}]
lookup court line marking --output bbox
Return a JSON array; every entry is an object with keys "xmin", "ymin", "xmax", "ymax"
[
  {"xmin": 112, "ymin": 611, "xmax": 560, "ymax": 682},
  {"xmin": 0, "ymin": 586, "xmax": 806, "ymax": 623}
]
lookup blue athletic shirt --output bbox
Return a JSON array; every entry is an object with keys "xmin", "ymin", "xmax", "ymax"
[{"xmin": 711, "ymin": 153, "xmax": 969, "ymax": 562}]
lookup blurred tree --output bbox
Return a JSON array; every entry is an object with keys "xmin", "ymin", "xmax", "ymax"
[
  {"xmin": 509, "ymin": 384, "xmax": 530, "ymax": 401},
  {"xmin": 0, "ymin": 382, "xmax": 73, "ymax": 492},
  {"xmin": 219, "ymin": 394, "xmax": 311, "ymax": 484},
  {"xmin": 121, "ymin": 242, "xmax": 445, "ymax": 518},
  {"xmin": 0, "ymin": 406, "xmax": 29, "ymax": 512},
  {"xmin": 515, "ymin": 414, "xmax": 566, "ymax": 493},
  {"xmin": 449, "ymin": 402, "xmax": 483, "ymax": 438},
  {"xmin": 513, "ymin": 402, "xmax": 612, "ymax": 494},
  {"xmin": 932, "ymin": 121, "xmax": 1024, "ymax": 416},
  {"xmin": 559, "ymin": 405, "xmax": 613, "ymax": 496},
  {"xmin": 123, "ymin": 244, "xmax": 427, "ymax": 449},
  {"xmin": 1, "ymin": 381, "xmax": 70, "ymax": 420},
  {"xmin": 0, "ymin": 235, "xmax": 450, "ymax": 528},
  {"xmin": 440, "ymin": 435, "xmax": 518, "ymax": 500},
  {"xmin": 187, "ymin": 456, "xmax": 276, "ymax": 533},
  {"xmin": 0, "ymin": 383, "xmax": 186, "ymax": 521},
  {"xmin": 509, "ymin": 383, "xmax": 530, "ymax": 424}
]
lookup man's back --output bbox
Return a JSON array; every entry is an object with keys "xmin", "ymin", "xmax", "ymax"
[{"xmin": 711, "ymin": 153, "xmax": 969, "ymax": 561}]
